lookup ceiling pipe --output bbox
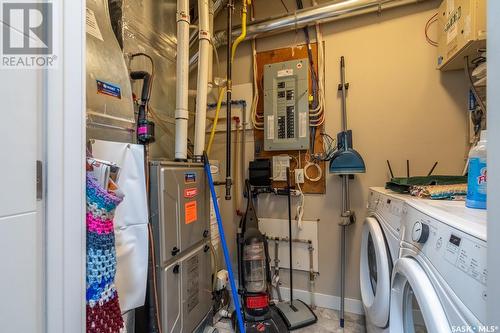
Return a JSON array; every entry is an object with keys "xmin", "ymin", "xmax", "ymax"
[
  {"xmin": 189, "ymin": 0, "xmax": 228, "ymax": 48},
  {"xmin": 189, "ymin": 0, "xmax": 428, "ymax": 69}
]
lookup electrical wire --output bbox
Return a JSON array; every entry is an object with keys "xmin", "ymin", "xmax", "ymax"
[
  {"xmin": 250, "ymin": 1, "xmax": 264, "ymax": 130},
  {"xmin": 280, "ymin": 0, "xmax": 290, "ymax": 12},
  {"xmin": 303, "ymin": 152, "xmax": 322, "ymax": 182},
  {"xmin": 425, "ymin": 13, "xmax": 438, "ymax": 47},
  {"xmin": 465, "ymin": 56, "xmax": 487, "ymax": 114}
]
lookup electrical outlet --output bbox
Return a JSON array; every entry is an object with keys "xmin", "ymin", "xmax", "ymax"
[{"xmin": 295, "ymin": 168, "xmax": 304, "ymax": 184}]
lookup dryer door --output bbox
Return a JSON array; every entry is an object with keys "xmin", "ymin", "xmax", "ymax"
[
  {"xmin": 360, "ymin": 217, "xmax": 392, "ymax": 327},
  {"xmin": 390, "ymin": 258, "xmax": 450, "ymax": 333}
]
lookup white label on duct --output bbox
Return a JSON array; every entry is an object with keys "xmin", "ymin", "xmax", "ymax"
[
  {"xmin": 210, "ymin": 197, "xmax": 220, "ymax": 247},
  {"xmin": 277, "ymin": 69, "xmax": 293, "ymax": 77},
  {"xmin": 447, "ymin": 22, "xmax": 458, "ymax": 44},
  {"xmin": 267, "ymin": 115, "xmax": 275, "ymax": 139},
  {"xmin": 464, "ymin": 15, "xmax": 472, "ymax": 38},
  {"xmin": 86, "ymin": 8, "xmax": 103, "ymax": 41},
  {"xmin": 299, "ymin": 113, "xmax": 307, "ymax": 138}
]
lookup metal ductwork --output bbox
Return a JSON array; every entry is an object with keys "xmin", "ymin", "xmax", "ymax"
[{"xmin": 190, "ymin": 0, "xmax": 428, "ymax": 69}]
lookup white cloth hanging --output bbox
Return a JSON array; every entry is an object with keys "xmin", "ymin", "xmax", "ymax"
[{"xmin": 91, "ymin": 140, "xmax": 149, "ymax": 313}]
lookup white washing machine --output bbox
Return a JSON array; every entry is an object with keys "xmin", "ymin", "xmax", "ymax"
[
  {"xmin": 390, "ymin": 199, "xmax": 487, "ymax": 333},
  {"xmin": 360, "ymin": 187, "xmax": 406, "ymax": 333}
]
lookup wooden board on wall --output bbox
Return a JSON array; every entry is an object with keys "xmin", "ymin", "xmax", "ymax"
[{"xmin": 254, "ymin": 43, "xmax": 326, "ymax": 194}]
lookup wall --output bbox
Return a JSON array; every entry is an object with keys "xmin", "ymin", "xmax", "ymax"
[
  {"xmin": 487, "ymin": 0, "xmax": 500, "ymax": 326},
  {"xmin": 209, "ymin": 0, "xmax": 469, "ymax": 307}
]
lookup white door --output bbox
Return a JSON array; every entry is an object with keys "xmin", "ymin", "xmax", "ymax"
[
  {"xmin": 390, "ymin": 258, "xmax": 450, "ymax": 333},
  {"xmin": 0, "ymin": 69, "xmax": 44, "ymax": 331},
  {"xmin": 360, "ymin": 217, "xmax": 392, "ymax": 328}
]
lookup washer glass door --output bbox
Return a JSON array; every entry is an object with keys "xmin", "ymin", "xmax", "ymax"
[
  {"xmin": 391, "ymin": 258, "xmax": 450, "ymax": 333},
  {"xmin": 403, "ymin": 284, "xmax": 428, "ymax": 333},
  {"xmin": 360, "ymin": 217, "xmax": 391, "ymax": 327}
]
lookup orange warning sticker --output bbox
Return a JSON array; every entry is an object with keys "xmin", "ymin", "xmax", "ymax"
[{"xmin": 185, "ymin": 201, "xmax": 197, "ymax": 224}]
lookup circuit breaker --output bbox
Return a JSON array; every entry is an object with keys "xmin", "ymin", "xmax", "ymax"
[{"xmin": 264, "ymin": 59, "xmax": 309, "ymax": 151}]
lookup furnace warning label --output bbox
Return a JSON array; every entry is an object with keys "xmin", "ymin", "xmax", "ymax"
[
  {"xmin": 185, "ymin": 201, "xmax": 197, "ymax": 224},
  {"xmin": 96, "ymin": 80, "xmax": 122, "ymax": 99}
]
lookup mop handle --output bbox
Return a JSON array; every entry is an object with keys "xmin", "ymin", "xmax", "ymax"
[{"xmin": 204, "ymin": 155, "xmax": 246, "ymax": 333}]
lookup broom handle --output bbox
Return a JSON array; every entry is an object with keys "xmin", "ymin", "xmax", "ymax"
[{"xmin": 340, "ymin": 56, "xmax": 347, "ymax": 132}]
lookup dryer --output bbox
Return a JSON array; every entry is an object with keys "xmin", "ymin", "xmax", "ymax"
[
  {"xmin": 360, "ymin": 188, "xmax": 406, "ymax": 333},
  {"xmin": 390, "ymin": 199, "xmax": 487, "ymax": 333}
]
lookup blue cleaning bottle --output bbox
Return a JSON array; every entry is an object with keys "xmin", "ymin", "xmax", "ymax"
[{"xmin": 466, "ymin": 130, "xmax": 487, "ymax": 209}]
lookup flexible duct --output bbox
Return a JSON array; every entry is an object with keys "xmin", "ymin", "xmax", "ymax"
[
  {"xmin": 190, "ymin": 0, "xmax": 428, "ymax": 69},
  {"xmin": 175, "ymin": 0, "xmax": 190, "ymax": 160},
  {"xmin": 194, "ymin": 0, "xmax": 211, "ymax": 159}
]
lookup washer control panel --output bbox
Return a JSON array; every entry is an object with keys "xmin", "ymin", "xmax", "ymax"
[
  {"xmin": 402, "ymin": 206, "xmax": 487, "ymax": 323},
  {"xmin": 368, "ymin": 190, "xmax": 404, "ymax": 234}
]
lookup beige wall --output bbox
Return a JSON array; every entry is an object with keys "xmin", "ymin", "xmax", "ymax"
[{"xmin": 209, "ymin": 0, "xmax": 469, "ymax": 301}]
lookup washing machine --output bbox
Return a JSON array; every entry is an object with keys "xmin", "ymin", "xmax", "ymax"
[
  {"xmin": 360, "ymin": 187, "xmax": 406, "ymax": 333},
  {"xmin": 391, "ymin": 199, "xmax": 487, "ymax": 332}
]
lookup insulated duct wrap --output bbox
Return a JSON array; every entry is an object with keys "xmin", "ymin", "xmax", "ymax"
[
  {"xmin": 119, "ymin": 0, "xmax": 184, "ymax": 159},
  {"xmin": 86, "ymin": 0, "xmax": 135, "ymax": 143}
]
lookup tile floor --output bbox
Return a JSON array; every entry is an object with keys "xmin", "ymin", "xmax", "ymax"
[{"xmin": 214, "ymin": 307, "xmax": 366, "ymax": 333}]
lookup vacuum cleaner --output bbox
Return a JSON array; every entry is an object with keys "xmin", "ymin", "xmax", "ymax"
[
  {"xmin": 233, "ymin": 180, "xmax": 289, "ymax": 333},
  {"xmin": 329, "ymin": 56, "xmax": 366, "ymax": 327},
  {"xmin": 274, "ymin": 168, "xmax": 317, "ymax": 330}
]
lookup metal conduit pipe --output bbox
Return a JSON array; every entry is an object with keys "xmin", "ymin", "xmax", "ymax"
[
  {"xmin": 189, "ymin": 0, "xmax": 428, "ymax": 69},
  {"xmin": 225, "ymin": 0, "xmax": 233, "ymax": 200}
]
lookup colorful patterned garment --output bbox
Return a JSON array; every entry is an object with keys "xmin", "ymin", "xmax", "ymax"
[
  {"xmin": 409, "ymin": 183, "xmax": 467, "ymax": 200},
  {"xmin": 86, "ymin": 173, "xmax": 124, "ymax": 333}
]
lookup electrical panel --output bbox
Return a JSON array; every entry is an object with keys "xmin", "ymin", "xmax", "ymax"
[
  {"xmin": 437, "ymin": 0, "xmax": 486, "ymax": 71},
  {"xmin": 264, "ymin": 59, "xmax": 309, "ymax": 151}
]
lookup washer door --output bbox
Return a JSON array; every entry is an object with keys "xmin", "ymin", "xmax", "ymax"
[
  {"xmin": 360, "ymin": 217, "xmax": 391, "ymax": 327},
  {"xmin": 390, "ymin": 258, "xmax": 450, "ymax": 333}
]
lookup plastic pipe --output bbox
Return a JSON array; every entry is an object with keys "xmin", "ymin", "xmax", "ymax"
[
  {"xmin": 204, "ymin": 155, "xmax": 246, "ymax": 333},
  {"xmin": 175, "ymin": 0, "xmax": 190, "ymax": 160},
  {"xmin": 194, "ymin": 0, "xmax": 212, "ymax": 159}
]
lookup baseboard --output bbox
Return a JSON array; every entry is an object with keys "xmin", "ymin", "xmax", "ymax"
[{"xmin": 276, "ymin": 286, "xmax": 365, "ymax": 316}]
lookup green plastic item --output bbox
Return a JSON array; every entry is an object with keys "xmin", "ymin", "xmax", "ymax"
[{"xmin": 385, "ymin": 175, "xmax": 468, "ymax": 194}]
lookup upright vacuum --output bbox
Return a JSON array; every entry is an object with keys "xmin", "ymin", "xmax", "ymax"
[
  {"xmin": 275, "ymin": 169, "xmax": 317, "ymax": 330},
  {"xmin": 233, "ymin": 180, "xmax": 288, "ymax": 333},
  {"xmin": 329, "ymin": 56, "xmax": 366, "ymax": 327}
]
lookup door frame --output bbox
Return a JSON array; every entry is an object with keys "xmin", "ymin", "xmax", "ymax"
[{"xmin": 45, "ymin": 1, "xmax": 86, "ymax": 332}]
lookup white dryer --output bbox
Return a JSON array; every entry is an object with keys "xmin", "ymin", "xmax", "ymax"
[
  {"xmin": 390, "ymin": 199, "xmax": 487, "ymax": 333},
  {"xmin": 360, "ymin": 187, "xmax": 406, "ymax": 333}
]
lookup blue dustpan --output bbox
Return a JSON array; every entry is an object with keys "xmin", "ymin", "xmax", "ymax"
[{"xmin": 329, "ymin": 130, "xmax": 366, "ymax": 174}]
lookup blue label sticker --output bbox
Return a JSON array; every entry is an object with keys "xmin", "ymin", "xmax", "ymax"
[
  {"xmin": 185, "ymin": 172, "xmax": 196, "ymax": 183},
  {"xmin": 96, "ymin": 80, "xmax": 121, "ymax": 99}
]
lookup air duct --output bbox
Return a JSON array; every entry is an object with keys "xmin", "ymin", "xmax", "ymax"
[
  {"xmin": 193, "ymin": 0, "xmax": 211, "ymax": 159},
  {"xmin": 175, "ymin": 0, "xmax": 190, "ymax": 160},
  {"xmin": 190, "ymin": 0, "xmax": 428, "ymax": 69}
]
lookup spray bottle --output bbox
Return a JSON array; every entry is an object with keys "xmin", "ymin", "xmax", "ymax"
[{"xmin": 466, "ymin": 130, "xmax": 487, "ymax": 209}]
